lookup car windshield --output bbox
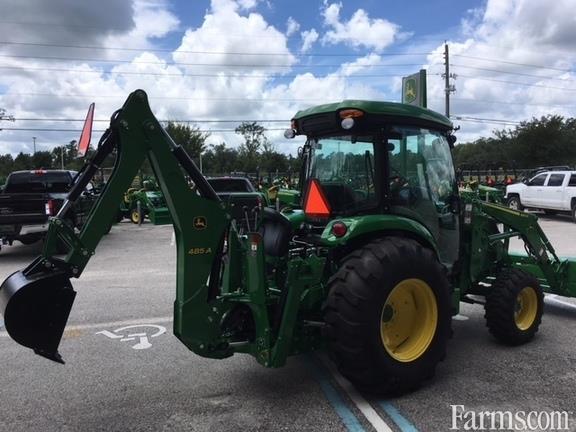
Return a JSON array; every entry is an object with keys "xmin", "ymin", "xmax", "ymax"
[
  {"xmin": 4, "ymin": 171, "xmax": 72, "ymax": 193},
  {"xmin": 207, "ymin": 178, "xmax": 253, "ymax": 193}
]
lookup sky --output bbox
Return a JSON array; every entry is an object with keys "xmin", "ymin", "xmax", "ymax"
[{"xmin": 1, "ymin": 0, "xmax": 576, "ymax": 156}]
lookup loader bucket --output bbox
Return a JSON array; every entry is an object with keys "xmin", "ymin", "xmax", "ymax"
[{"xmin": 0, "ymin": 270, "xmax": 76, "ymax": 363}]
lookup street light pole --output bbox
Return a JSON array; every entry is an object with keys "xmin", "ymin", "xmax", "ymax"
[
  {"xmin": 61, "ymin": 146, "xmax": 65, "ymax": 169},
  {"xmin": 32, "ymin": 136, "xmax": 36, "ymax": 154}
]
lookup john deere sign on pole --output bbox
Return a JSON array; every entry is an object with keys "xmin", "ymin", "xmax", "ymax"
[{"xmin": 402, "ymin": 69, "xmax": 427, "ymax": 108}]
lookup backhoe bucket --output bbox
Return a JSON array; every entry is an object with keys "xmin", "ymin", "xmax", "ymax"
[{"xmin": 0, "ymin": 270, "xmax": 76, "ymax": 363}]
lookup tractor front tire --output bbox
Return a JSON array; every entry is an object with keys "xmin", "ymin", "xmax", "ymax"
[
  {"xmin": 324, "ymin": 237, "xmax": 451, "ymax": 395},
  {"xmin": 485, "ymin": 268, "xmax": 543, "ymax": 345}
]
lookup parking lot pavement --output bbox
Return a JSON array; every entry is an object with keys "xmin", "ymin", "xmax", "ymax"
[{"xmin": 1, "ymin": 217, "xmax": 575, "ymax": 432}]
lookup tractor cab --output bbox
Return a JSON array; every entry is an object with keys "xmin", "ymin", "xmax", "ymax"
[{"xmin": 288, "ymin": 100, "xmax": 460, "ymax": 265}]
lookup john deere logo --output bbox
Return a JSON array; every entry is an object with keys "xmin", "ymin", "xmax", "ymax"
[
  {"xmin": 404, "ymin": 78, "xmax": 417, "ymax": 103},
  {"xmin": 193, "ymin": 216, "xmax": 207, "ymax": 230}
]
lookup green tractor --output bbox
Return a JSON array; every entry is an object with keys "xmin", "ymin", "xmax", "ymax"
[
  {"xmin": 119, "ymin": 178, "xmax": 172, "ymax": 225},
  {"xmin": 2, "ymin": 90, "xmax": 576, "ymax": 394}
]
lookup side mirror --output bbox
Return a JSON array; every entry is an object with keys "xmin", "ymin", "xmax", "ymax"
[{"xmin": 447, "ymin": 135, "xmax": 457, "ymax": 148}]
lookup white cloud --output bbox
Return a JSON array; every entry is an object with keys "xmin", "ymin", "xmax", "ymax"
[
  {"xmin": 173, "ymin": 0, "xmax": 295, "ymax": 72},
  {"xmin": 321, "ymin": 2, "xmax": 404, "ymax": 52},
  {"xmin": 422, "ymin": 0, "xmax": 576, "ymax": 143},
  {"xmin": 286, "ymin": 17, "xmax": 300, "ymax": 36},
  {"xmin": 0, "ymin": 0, "xmax": 397, "ymax": 154},
  {"xmin": 300, "ymin": 29, "xmax": 319, "ymax": 53}
]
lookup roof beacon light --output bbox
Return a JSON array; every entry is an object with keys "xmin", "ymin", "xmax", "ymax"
[{"xmin": 304, "ymin": 178, "xmax": 331, "ymax": 219}]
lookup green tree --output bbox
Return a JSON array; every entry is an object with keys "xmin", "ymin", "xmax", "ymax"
[
  {"xmin": 202, "ymin": 143, "xmax": 238, "ymax": 174},
  {"xmin": 0, "ymin": 154, "xmax": 14, "ymax": 178},
  {"xmin": 454, "ymin": 115, "xmax": 576, "ymax": 170},
  {"xmin": 235, "ymin": 122, "xmax": 268, "ymax": 172},
  {"xmin": 164, "ymin": 122, "xmax": 209, "ymax": 161},
  {"xmin": 32, "ymin": 151, "xmax": 53, "ymax": 169},
  {"xmin": 12, "ymin": 152, "xmax": 33, "ymax": 171}
]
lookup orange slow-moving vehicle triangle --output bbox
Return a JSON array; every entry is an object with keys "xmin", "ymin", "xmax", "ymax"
[{"xmin": 304, "ymin": 178, "xmax": 331, "ymax": 218}]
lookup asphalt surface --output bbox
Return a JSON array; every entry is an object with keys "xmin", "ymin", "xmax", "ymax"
[{"xmin": 1, "ymin": 214, "xmax": 575, "ymax": 431}]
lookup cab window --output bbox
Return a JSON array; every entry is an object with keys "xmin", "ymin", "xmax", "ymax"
[{"xmin": 308, "ymin": 136, "xmax": 377, "ymax": 213}]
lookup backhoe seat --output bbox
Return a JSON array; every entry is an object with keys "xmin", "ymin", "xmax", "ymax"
[{"xmin": 259, "ymin": 207, "xmax": 292, "ymax": 257}]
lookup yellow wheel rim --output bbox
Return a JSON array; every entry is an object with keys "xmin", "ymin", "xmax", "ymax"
[
  {"xmin": 515, "ymin": 287, "xmax": 538, "ymax": 330},
  {"xmin": 131, "ymin": 211, "xmax": 140, "ymax": 224},
  {"xmin": 380, "ymin": 279, "xmax": 438, "ymax": 363}
]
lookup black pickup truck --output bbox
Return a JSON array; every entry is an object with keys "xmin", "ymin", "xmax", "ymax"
[{"xmin": 0, "ymin": 170, "xmax": 95, "ymax": 249}]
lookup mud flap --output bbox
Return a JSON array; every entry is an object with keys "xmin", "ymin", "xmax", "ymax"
[{"xmin": 0, "ymin": 270, "xmax": 76, "ymax": 363}]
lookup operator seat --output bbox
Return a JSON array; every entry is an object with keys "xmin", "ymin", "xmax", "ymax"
[
  {"xmin": 259, "ymin": 207, "xmax": 293, "ymax": 257},
  {"xmin": 321, "ymin": 184, "xmax": 357, "ymax": 212}
]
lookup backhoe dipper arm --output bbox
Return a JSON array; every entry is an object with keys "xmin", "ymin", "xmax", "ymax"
[{"xmin": 0, "ymin": 90, "xmax": 229, "ymax": 363}]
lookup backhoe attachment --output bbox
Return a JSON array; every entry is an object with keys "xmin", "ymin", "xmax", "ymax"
[{"xmin": 0, "ymin": 90, "xmax": 228, "ymax": 362}]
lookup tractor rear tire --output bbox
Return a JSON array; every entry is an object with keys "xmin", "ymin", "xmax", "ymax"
[
  {"xmin": 484, "ymin": 268, "xmax": 543, "ymax": 345},
  {"xmin": 323, "ymin": 237, "xmax": 452, "ymax": 395}
]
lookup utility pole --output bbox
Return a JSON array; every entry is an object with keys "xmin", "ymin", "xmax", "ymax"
[
  {"xmin": 442, "ymin": 42, "xmax": 456, "ymax": 118},
  {"xmin": 32, "ymin": 136, "xmax": 37, "ymax": 154},
  {"xmin": 61, "ymin": 146, "xmax": 65, "ymax": 169}
]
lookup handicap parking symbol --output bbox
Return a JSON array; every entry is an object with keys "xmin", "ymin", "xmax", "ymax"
[{"xmin": 96, "ymin": 324, "xmax": 166, "ymax": 350}]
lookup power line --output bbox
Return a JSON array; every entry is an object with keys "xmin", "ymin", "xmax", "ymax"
[
  {"xmin": 0, "ymin": 92, "xmax": 350, "ymax": 102},
  {"xmin": 0, "ymin": 127, "xmax": 288, "ymax": 133},
  {"xmin": 446, "ymin": 97, "xmax": 576, "ymax": 109},
  {"xmin": 451, "ymin": 64, "xmax": 576, "ymax": 83},
  {"xmin": 456, "ymin": 74, "xmax": 576, "ymax": 92},
  {"xmin": 0, "ymin": 53, "xmax": 427, "ymax": 70},
  {"xmin": 452, "ymin": 54, "xmax": 574, "ymax": 74},
  {"xmin": 13, "ymin": 118, "xmax": 289, "ymax": 123},
  {"xmin": 453, "ymin": 115, "xmax": 522, "ymax": 126},
  {"xmin": 0, "ymin": 65, "xmax": 408, "ymax": 79},
  {"xmin": 0, "ymin": 41, "xmax": 434, "ymax": 57}
]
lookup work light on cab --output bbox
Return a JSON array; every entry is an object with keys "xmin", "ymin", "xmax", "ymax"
[{"xmin": 339, "ymin": 108, "xmax": 364, "ymax": 130}]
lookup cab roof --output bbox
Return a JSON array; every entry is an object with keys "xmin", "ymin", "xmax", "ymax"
[{"xmin": 292, "ymin": 100, "xmax": 452, "ymax": 130}]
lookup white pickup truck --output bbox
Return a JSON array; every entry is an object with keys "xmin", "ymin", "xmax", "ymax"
[{"xmin": 505, "ymin": 171, "xmax": 576, "ymax": 221}]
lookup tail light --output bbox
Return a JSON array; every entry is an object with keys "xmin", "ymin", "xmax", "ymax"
[{"xmin": 45, "ymin": 199, "xmax": 55, "ymax": 216}]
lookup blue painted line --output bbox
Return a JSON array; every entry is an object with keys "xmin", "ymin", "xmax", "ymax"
[
  {"xmin": 306, "ymin": 356, "xmax": 366, "ymax": 432},
  {"xmin": 379, "ymin": 401, "xmax": 419, "ymax": 432}
]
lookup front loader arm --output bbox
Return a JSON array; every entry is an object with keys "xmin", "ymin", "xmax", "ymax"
[
  {"xmin": 0, "ymin": 90, "xmax": 229, "ymax": 362},
  {"xmin": 475, "ymin": 201, "xmax": 569, "ymax": 295}
]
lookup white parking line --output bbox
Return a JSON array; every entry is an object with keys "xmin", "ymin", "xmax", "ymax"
[
  {"xmin": 0, "ymin": 316, "xmax": 173, "ymax": 338},
  {"xmin": 545, "ymin": 294, "xmax": 576, "ymax": 310},
  {"xmin": 317, "ymin": 353, "xmax": 395, "ymax": 432}
]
